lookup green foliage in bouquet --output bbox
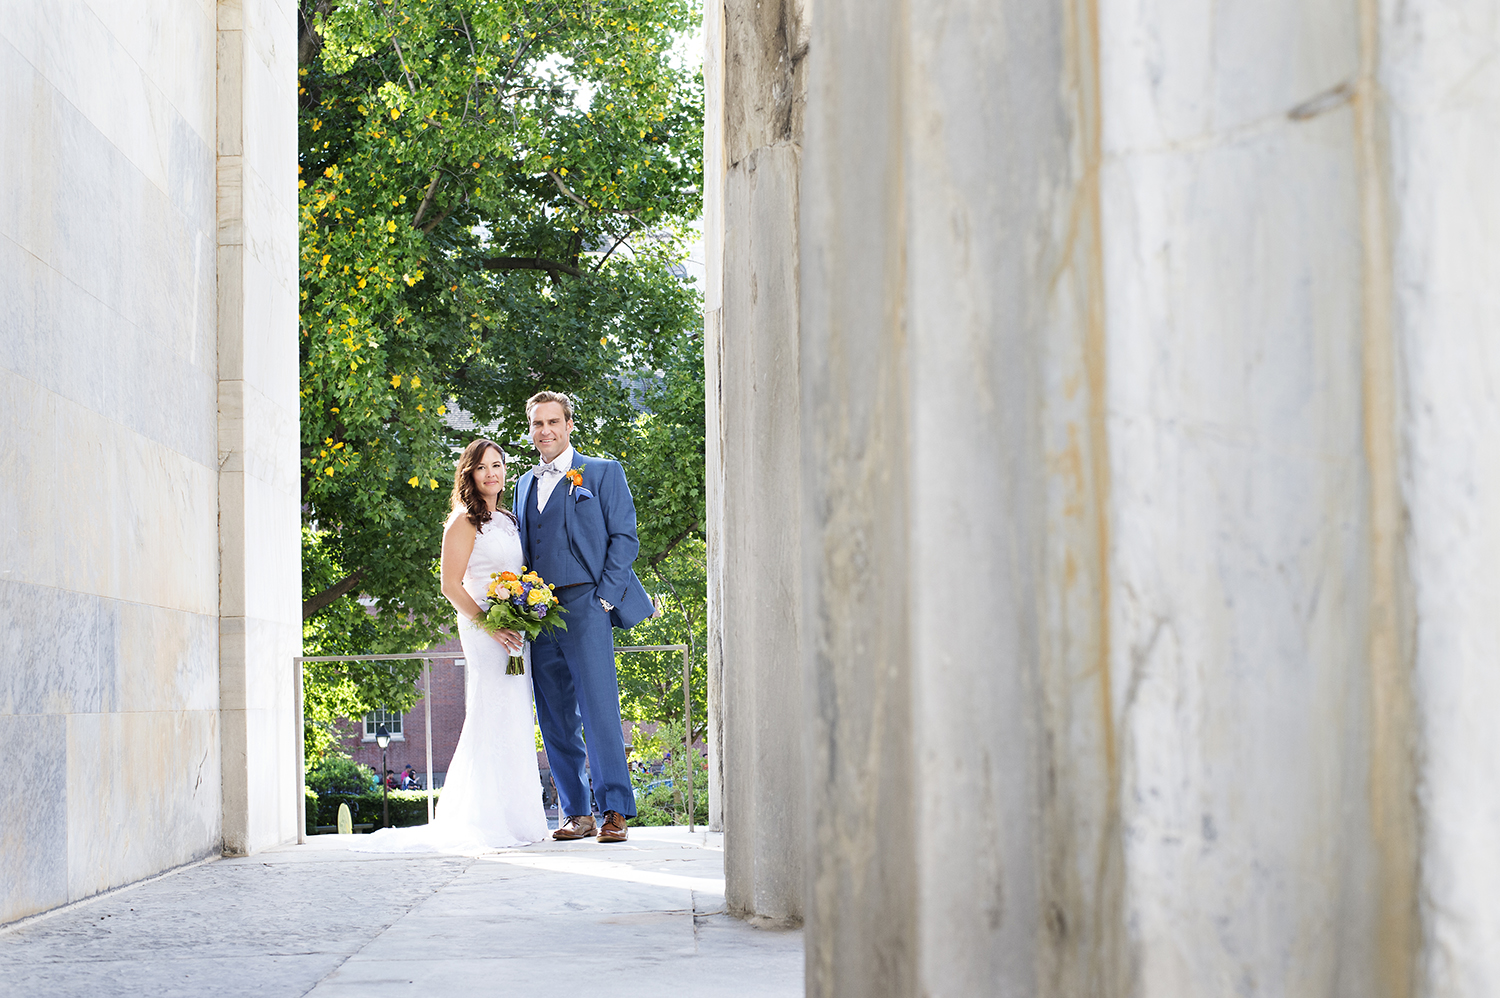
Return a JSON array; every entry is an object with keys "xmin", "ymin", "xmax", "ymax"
[{"xmin": 478, "ymin": 568, "xmax": 568, "ymax": 674}]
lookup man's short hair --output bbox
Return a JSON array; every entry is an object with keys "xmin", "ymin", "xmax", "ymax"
[{"xmin": 526, "ymin": 390, "xmax": 575, "ymax": 423}]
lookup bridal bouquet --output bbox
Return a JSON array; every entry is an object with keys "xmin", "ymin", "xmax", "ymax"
[{"xmin": 477, "ymin": 568, "xmax": 568, "ymax": 675}]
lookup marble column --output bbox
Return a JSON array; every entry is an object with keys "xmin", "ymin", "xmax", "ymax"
[
  {"xmin": 799, "ymin": 0, "xmax": 1095, "ymax": 992},
  {"xmin": 704, "ymin": 0, "xmax": 810, "ymax": 926},
  {"xmin": 1382, "ymin": 1, "xmax": 1500, "ymax": 992},
  {"xmin": 709, "ymin": 0, "xmax": 1500, "ymax": 995},
  {"xmin": 216, "ymin": 0, "xmax": 301, "ymax": 856}
]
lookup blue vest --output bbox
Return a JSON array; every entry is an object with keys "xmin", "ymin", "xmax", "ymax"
[{"xmin": 525, "ymin": 476, "xmax": 592, "ymax": 588}]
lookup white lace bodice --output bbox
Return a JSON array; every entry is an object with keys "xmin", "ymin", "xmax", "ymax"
[{"xmin": 461, "ymin": 514, "xmax": 525, "ymax": 606}]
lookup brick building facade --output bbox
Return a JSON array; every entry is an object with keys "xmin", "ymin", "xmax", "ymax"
[{"xmin": 337, "ymin": 634, "xmax": 474, "ymax": 788}]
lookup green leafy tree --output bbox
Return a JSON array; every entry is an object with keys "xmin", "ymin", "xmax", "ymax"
[
  {"xmin": 295, "ymin": 0, "xmax": 703, "ymax": 749},
  {"xmin": 613, "ymin": 328, "xmax": 706, "ymax": 740},
  {"xmin": 617, "ymin": 536, "xmax": 706, "ymax": 740}
]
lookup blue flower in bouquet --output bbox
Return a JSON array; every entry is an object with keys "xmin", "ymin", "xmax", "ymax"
[{"xmin": 478, "ymin": 567, "xmax": 569, "ymax": 676}]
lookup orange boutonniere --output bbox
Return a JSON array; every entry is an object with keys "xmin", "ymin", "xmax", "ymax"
[{"xmin": 565, "ymin": 466, "xmax": 583, "ymax": 493}]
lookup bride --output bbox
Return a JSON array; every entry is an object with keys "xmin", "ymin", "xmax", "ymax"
[{"xmin": 351, "ymin": 438, "xmax": 548, "ymax": 852}]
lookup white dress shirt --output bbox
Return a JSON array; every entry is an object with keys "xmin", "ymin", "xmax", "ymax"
[{"xmin": 533, "ymin": 445, "xmax": 575, "ymax": 513}]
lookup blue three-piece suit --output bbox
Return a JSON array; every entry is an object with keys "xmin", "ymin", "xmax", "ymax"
[{"xmin": 514, "ymin": 453, "xmax": 653, "ymax": 819}]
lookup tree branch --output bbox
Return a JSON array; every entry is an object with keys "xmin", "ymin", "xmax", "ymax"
[
  {"xmin": 592, "ymin": 234, "xmax": 628, "ymax": 272},
  {"xmin": 647, "ymin": 523, "xmax": 699, "ymax": 569},
  {"xmin": 548, "ymin": 169, "xmax": 592, "ymax": 211},
  {"xmin": 411, "ymin": 170, "xmax": 444, "ymax": 230},
  {"xmin": 480, "ymin": 256, "xmax": 585, "ymax": 278},
  {"xmin": 303, "ymin": 568, "xmax": 367, "ymax": 620},
  {"xmin": 547, "ymin": 170, "xmax": 649, "ymax": 227},
  {"xmin": 382, "ymin": 9, "xmax": 419, "ymax": 94},
  {"xmin": 298, "ymin": 0, "xmax": 333, "ymax": 67},
  {"xmin": 419, "ymin": 204, "xmax": 456, "ymax": 234}
]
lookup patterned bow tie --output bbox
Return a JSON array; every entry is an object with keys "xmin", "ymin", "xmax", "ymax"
[{"xmin": 534, "ymin": 461, "xmax": 560, "ymax": 478}]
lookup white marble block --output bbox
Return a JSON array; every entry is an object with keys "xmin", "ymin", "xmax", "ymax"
[{"xmin": 0, "ymin": 0, "xmax": 299, "ymax": 922}]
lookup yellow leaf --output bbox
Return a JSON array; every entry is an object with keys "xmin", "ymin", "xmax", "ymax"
[
  {"xmin": 429, "ymin": 479, "xmax": 439, "ymax": 490},
  {"xmin": 325, "ymin": 467, "xmax": 335, "ymax": 476},
  {"xmin": 437, "ymin": 405, "xmax": 446, "ymax": 415},
  {"xmin": 600, "ymin": 337, "xmax": 607, "ymax": 346},
  {"xmin": 391, "ymin": 108, "xmax": 400, "ymax": 119},
  {"xmin": 408, "ymin": 476, "xmax": 419, "ymax": 487},
  {"xmin": 411, "ymin": 375, "xmax": 421, "ymax": 388},
  {"xmin": 392, "ymin": 374, "xmax": 402, "ymax": 388},
  {"xmin": 386, "ymin": 220, "xmax": 397, "ymax": 232}
]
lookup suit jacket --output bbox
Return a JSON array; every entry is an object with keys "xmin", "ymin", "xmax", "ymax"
[{"xmin": 513, "ymin": 451, "xmax": 655, "ymax": 630}]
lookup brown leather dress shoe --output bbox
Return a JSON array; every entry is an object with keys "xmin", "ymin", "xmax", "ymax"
[
  {"xmin": 553, "ymin": 814, "xmax": 597, "ymax": 840},
  {"xmin": 597, "ymin": 810, "xmax": 629, "ymax": 843}
]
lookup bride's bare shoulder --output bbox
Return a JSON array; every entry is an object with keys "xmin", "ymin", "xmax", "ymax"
[{"xmin": 444, "ymin": 507, "xmax": 476, "ymax": 536}]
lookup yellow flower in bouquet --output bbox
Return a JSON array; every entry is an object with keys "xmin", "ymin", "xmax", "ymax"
[{"xmin": 474, "ymin": 565, "xmax": 568, "ymax": 675}]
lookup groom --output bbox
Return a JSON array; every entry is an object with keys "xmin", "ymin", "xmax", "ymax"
[{"xmin": 514, "ymin": 390, "xmax": 654, "ymax": 843}]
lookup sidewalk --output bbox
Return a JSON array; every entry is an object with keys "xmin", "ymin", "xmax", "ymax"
[{"xmin": 0, "ymin": 827, "xmax": 803, "ymax": 998}]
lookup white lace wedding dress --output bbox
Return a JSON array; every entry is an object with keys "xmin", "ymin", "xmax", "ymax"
[{"xmin": 350, "ymin": 514, "xmax": 548, "ymax": 852}]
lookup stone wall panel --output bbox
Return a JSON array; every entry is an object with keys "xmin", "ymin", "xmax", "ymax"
[
  {"xmin": 64, "ymin": 709, "xmax": 220, "ymax": 902},
  {"xmin": 0, "ymin": 0, "xmax": 296, "ymax": 922}
]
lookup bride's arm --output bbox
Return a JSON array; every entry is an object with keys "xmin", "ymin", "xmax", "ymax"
[
  {"xmin": 440, "ymin": 512, "xmax": 523, "ymax": 653},
  {"xmin": 440, "ymin": 512, "xmax": 484, "ymax": 621}
]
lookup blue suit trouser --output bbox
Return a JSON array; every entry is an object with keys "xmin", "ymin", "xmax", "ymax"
[{"xmin": 530, "ymin": 583, "xmax": 637, "ymax": 818}]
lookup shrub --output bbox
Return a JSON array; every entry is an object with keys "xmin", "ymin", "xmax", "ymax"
[
  {"xmin": 310, "ymin": 788, "xmax": 440, "ymax": 833},
  {"xmin": 630, "ymin": 721, "xmax": 708, "ymax": 827},
  {"xmin": 306, "ymin": 753, "xmax": 373, "ymax": 795}
]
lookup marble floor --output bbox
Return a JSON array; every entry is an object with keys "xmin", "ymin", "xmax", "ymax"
[{"xmin": 0, "ymin": 827, "xmax": 803, "ymax": 998}]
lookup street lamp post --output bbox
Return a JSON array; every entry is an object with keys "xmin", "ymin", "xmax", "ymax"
[{"xmin": 376, "ymin": 724, "xmax": 391, "ymax": 829}]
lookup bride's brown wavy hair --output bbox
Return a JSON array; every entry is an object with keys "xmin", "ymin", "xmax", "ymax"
[{"xmin": 451, "ymin": 438, "xmax": 519, "ymax": 529}]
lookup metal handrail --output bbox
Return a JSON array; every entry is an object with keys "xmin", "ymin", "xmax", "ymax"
[{"xmin": 293, "ymin": 643, "xmax": 695, "ymax": 844}]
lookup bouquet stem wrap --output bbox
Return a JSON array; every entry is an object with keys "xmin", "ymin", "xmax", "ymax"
[{"xmin": 475, "ymin": 568, "xmax": 568, "ymax": 675}]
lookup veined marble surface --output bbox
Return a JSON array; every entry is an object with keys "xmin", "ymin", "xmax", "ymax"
[
  {"xmin": 0, "ymin": 0, "xmax": 299, "ymax": 923},
  {"xmin": 772, "ymin": 0, "xmax": 1500, "ymax": 995}
]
